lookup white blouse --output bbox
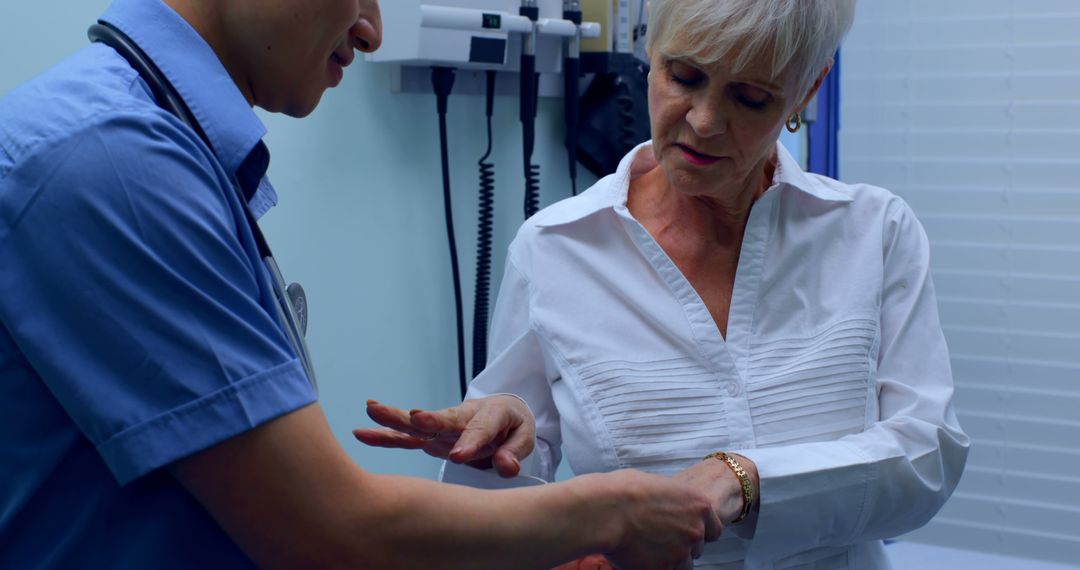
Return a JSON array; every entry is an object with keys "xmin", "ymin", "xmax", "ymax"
[{"xmin": 446, "ymin": 142, "xmax": 969, "ymax": 569}]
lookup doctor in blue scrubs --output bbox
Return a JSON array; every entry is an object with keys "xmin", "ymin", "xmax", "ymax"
[{"xmin": 0, "ymin": 0, "xmax": 724, "ymax": 568}]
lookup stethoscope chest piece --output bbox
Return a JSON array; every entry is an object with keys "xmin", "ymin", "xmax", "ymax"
[{"xmin": 286, "ymin": 282, "xmax": 308, "ymax": 337}]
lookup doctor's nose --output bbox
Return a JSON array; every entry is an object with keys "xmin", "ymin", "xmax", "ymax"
[{"xmin": 353, "ymin": 0, "xmax": 382, "ymax": 53}]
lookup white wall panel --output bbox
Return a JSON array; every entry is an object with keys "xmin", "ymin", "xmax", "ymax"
[
  {"xmin": 952, "ymin": 352, "xmax": 1078, "ymax": 382},
  {"xmin": 961, "ymin": 466, "xmax": 1080, "ymax": 505},
  {"xmin": 841, "ymin": 1, "xmax": 1080, "ymax": 565}
]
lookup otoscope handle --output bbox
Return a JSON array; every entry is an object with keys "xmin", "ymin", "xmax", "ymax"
[
  {"xmin": 563, "ymin": 56, "xmax": 580, "ymax": 131},
  {"xmin": 519, "ymin": 53, "xmax": 536, "ymax": 124},
  {"xmin": 563, "ymin": 6, "xmax": 582, "ymax": 189},
  {"xmin": 519, "ymin": 4, "xmax": 539, "ymax": 125},
  {"xmin": 562, "ymin": 54, "xmax": 580, "ymax": 184},
  {"xmin": 432, "ymin": 66, "xmax": 456, "ymax": 115}
]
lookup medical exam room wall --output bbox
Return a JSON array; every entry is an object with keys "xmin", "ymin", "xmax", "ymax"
[
  {"xmin": 0, "ymin": 0, "xmax": 595, "ymax": 480},
  {"xmin": 841, "ymin": 0, "xmax": 1080, "ymax": 565}
]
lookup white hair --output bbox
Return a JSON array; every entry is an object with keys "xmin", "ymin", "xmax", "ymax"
[{"xmin": 647, "ymin": 0, "xmax": 856, "ymax": 100}]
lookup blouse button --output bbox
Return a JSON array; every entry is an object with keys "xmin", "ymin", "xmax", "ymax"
[{"xmin": 726, "ymin": 382, "xmax": 741, "ymax": 397}]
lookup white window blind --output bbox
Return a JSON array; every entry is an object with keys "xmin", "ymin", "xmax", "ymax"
[{"xmin": 840, "ymin": 1, "xmax": 1080, "ymax": 565}]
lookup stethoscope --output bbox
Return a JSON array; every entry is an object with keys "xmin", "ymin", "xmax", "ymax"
[{"xmin": 88, "ymin": 21, "xmax": 317, "ymax": 388}]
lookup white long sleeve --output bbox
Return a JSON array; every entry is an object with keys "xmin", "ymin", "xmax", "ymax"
[
  {"xmin": 441, "ymin": 142, "xmax": 968, "ymax": 568},
  {"xmin": 737, "ymin": 198, "xmax": 969, "ymax": 564},
  {"xmin": 442, "ymin": 257, "xmax": 563, "ymax": 482}
]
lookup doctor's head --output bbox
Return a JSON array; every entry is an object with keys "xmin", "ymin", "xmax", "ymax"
[
  {"xmin": 166, "ymin": 0, "xmax": 382, "ymax": 118},
  {"xmin": 643, "ymin": 0, "xmax": 854, "ymax": 199}
]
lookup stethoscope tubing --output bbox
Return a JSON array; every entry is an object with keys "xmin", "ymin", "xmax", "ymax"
[{"xmin": 87, "ymin": 21, "xmax": 317, "ymax": 388}]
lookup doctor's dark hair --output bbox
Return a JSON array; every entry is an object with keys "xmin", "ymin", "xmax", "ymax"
[{"xmin": 646, "ymin": 0, "xmax": 856, "ymax": 99}]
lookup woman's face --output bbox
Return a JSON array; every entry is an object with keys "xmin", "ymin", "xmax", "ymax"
[{"xmin": 647, "ymin": 38, "xmax": 812, "ymax": 200}]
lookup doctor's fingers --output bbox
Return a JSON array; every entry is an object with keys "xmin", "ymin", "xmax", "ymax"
[
  {"xmin": 579, "ymin": 554, "xmax": 616, "ymax": 570},
  {"xmin": 610, "ymin": 554, "xmax": 695, "ymax": 570},
  {"xmin": 690, "ymin": 537, "xmax": 705, "ymax": 560},
  {"xmin": 703, "ymin": 503, "xmax": 723, "ymax": 543},
  {"xmin": 550, "ymin": 555, "xmax": 614, "ymax": 570}
]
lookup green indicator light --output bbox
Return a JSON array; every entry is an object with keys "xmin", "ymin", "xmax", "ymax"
[{"xmin": 482, "ymin": 13, "xmax": 501, "ymax": 29}]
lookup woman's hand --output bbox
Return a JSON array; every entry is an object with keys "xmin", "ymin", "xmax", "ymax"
[
  {"xmin": 352, "ymin": 395, "xmax": 535, "ymax": 477},
  {"xmin": 672, "ymin": 453, "xmax": 759, "ymax": 525}
]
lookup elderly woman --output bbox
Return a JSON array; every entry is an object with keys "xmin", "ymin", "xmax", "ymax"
[{"xmin": 357, "ymin": 0, "xmax": 969, "ymax": 567}]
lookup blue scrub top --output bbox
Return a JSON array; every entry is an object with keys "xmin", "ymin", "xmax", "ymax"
[{"xmin": 0, "ymin": 0, "xmax": 316, "ymax": 567}]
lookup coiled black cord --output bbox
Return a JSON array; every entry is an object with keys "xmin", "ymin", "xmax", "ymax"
[
  {"xmin": 521, "ymin": 75, "xmax": 541, "ymax": 219},
  {"xmin": 524, "ymin": 161, "xmax": 541, "ymax": 218},
  {"xmin": 520, "ymin": 15, "xmax": 541, "ymax": 219},
  {"xmin": 564, "ymin": 56, "xmax": 580, "ymax": 196},
  {"xmin": 472, "ymin": 71, "xmax": 496, "ymax": 378},
  {"xmin": 431, "ymin": 66, "xmax": 467, "ymax": 399},
  {"xmin": 564, "ymin": 6, "xmax": 582, "ymax": 196},
  {"xmin": 615, "ymin": 76, "xmax": 637, "ymax": 154}
]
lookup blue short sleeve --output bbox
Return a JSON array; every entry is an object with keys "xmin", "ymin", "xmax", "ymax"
[{"xmin": 0, "ymin": 108, "xmax": 315, "ymax": 485}]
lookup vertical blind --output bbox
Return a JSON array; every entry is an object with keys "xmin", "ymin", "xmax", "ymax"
[{"xmin": 840, "ymin": 0, "xmax": 1080, "ymax": 565}]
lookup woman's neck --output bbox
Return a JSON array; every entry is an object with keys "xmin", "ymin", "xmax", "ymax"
[{"xmin": 629, "ymin": 146, "xmax": 778, "ymax": 250}]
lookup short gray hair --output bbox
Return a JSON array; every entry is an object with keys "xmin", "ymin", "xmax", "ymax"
[{"xmin": 646, "ymin": 0, "xmax": 856, "ymax": 100}]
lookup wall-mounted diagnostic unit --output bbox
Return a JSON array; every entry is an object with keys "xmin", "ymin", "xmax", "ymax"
[
  {"xmin": 364, "ymin": 2, "xmax": 625, "ymax": 400},
  {"xmin": 368, "ymin": 0, "xmax": 600, "ymax": 76}
]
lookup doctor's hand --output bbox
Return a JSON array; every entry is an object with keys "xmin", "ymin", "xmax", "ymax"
[
  {"xmin": 551, "ymin": 555, "xmax": 614, "ymax": 570},
  {"xmin": 573, "ymin": 470, "xmax": 722, "ymax": 570},
  {"xmin": 352, "ymin": 395, "xmax": 535, "ymax": 477}
]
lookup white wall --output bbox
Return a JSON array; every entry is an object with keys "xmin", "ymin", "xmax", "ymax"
[
  {"xmin": 841, "ymin": 0, "xmax": 1080, "ymax": 565},
  {"xmin": 258, "ymin": 70, "xmax": 594, "ymax": 478},
  {"xmin": 0, "ymin": 2, "xmax": 110, "ymax": 90},
  {"xmin": 0, "ymin": 1, "xmax": 593, "ymax": 479},
  {"xmin": 778, "ymin": 125, "xmax": 805, "ymax": 168}
]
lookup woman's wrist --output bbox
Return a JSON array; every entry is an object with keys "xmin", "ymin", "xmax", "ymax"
[
  {"xmin": 728, "ymin": 453, "xmax": 758, "ymax": 485},
  {"xmin": 729, "ymin": 453, "xmax": 759, "ymax": 516},
  {"xmin": 704, "ymin": 452, "xmax": 759, "ymax": 524},
  {"xmin": 486, "ymin": 393, "xmax": 533, "ymax": 417}
]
